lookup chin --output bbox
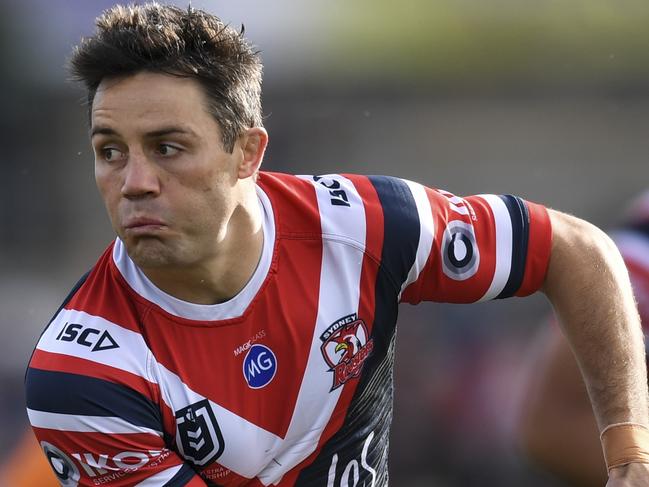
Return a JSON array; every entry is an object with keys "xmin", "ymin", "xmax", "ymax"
[{"xmin": 126, "ymin": 240, "xmax": 179, "ymax": 269}]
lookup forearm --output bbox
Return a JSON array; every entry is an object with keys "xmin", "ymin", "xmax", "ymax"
[{"xmin": 542, "ymin": 210, "xmax": 648, "ymax": 431}]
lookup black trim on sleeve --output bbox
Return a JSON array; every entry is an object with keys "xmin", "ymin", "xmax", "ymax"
[
  {"xmin": 25, "ymin": 368, "xmax": 163, "ymax": 433},
  {"xmin": 496, "ymin": 195, "xmax": 530, "ymax": 299},
  {"xmin": 367, "ymin": 176, "xmax": 420, "ymax": 292}
]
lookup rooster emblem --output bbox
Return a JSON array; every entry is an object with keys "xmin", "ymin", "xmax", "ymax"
[
  {"xmin": 333, "ymin": 332, "xmax": 363, "ymax": 363},
  {"xmin": 320, "ymin": 315, "xmax": 374, "ymax": 390}
]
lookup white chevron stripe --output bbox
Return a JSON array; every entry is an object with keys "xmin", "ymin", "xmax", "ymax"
[
  {"xmin": 134, "ymin": 464, "xmax": 183, "ymax": 486},
  {"xmin": 257, "ymin": 174, "xmax": 367, "ymax": 485},
  {"xmin": 478, "ymin": 195, "xmax": 513, "ymax": 302},
  {"xmin": 27, "ymin": 408, "xmax": 162, "ymax": 436},
  {"xmin": 150, "ymin": 361, "xmax": 281, "ymax": 478},
  {"xmin": 38, "ymin": 309, "xmax": 157, "ymax": 384}
]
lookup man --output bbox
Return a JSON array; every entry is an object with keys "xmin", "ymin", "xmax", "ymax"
[
  {"xmin": 518, "ymin": 191, "xmax": 649, "ymax": 487},
  {"xmin": 24, "ymin": 4, "xmax": 649, "ymax": 486}
]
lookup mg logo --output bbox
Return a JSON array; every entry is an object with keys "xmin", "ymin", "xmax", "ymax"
[
  {"xmin": 242, "ymin": 344, "xmax": 277, "ymax": 389},
  {"xmin": 175, "ymin": 400, "xmax": 225, "ymax": 467}
]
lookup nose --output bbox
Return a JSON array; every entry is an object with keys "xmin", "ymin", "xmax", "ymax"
[{"xmin": 121, "ymin": 152, "xmax": 160, "ymax": 198}]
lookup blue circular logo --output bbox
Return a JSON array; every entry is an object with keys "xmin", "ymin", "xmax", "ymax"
[{"xmin": 243, "ymin": 344, "xmax": 277, "ymax": 389}]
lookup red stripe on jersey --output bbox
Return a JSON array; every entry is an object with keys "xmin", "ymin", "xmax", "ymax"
[
  {"xmin": 32, "ymin": 429, "xmax": 167, "ymax": 456},
  {"xmin": 197, "ymin": 463, "xmax": 264, "ymax": 486},
  {"xmin": 30, "ymin": 349, "xmax": 159, "ymax": 403},
  {"xmin": 515, "ymin": 201, "xmax": 552, "ymax": 297},
  {"xmin": 259, "ymin": 172, "xmax": 322, "ymax": 238},
  {"xmin": 347, "ymin": 174, "xmax": 385, "ymax": 270},
  {"xmin": 402, "ymin": 189, "xmax": 498, "ymax": 303},
  {"xmin": 32, "ymin": 427, "xmax": 178, "ymax": 486},
  {"xmin": 187, "ymin": 475, "xmax": 209, "ymax": 486},
  {"xmin": 138, "ymin": 173, "xmax": 324, "ymax": 439},
  {"xmin": 65, "ymin": 245, "xmax": 144, "ymax": 333}
]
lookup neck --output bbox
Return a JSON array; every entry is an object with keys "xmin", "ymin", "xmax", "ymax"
[{"xmin": 142, "ymin": 186, "xmax": 264, "ymax": 305}]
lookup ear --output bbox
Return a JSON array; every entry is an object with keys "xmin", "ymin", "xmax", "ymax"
[{"xmin": 237, "ymin": 127, "xmax": 268, "ymax": 180}]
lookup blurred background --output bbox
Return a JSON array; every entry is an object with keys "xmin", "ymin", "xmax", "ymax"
[{"xmin": 1, "ymin": 0, "xmax": 649, "ymax": 485}]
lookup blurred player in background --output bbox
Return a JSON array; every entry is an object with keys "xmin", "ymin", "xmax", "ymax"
[
  {"xmin": 22, "ymin": 3, "xmax": 649, "ymax": 486},
  {"xmin": 518, "ymin": 191, "xmax": 649, "ymax": 486}
]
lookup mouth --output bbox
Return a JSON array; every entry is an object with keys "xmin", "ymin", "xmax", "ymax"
[{"xmin": 123, "ymin": 217, "xmax": 168, "ymax": 234}]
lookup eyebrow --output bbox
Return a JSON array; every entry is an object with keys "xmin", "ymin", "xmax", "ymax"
[
  {"xmin": 90, "ymin": 126, "xmax": 119, "ymax": 138},
  {"xmin": 90, "ymin": 126, "xmax": 198, "ymax": 139}
]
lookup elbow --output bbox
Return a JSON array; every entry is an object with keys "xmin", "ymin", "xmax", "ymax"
[{"xmin": 541, "ymin": 210, "xmax": 623, "ymax": 300}]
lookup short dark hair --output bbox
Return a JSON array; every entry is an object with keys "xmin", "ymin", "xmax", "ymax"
[{"xmin": 70, "ymin": 2, "xmax": 263, "ymax": 152}]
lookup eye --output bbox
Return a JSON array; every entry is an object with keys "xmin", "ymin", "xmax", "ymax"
[
  {"xmin": 100, "ymin": 147, "xmax": 126, "ymax": 162},
  {"xmin": 157, "ymin": 144, "xmax": 181, "ymax": 157}
]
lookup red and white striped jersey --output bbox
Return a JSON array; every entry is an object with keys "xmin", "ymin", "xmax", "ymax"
[{"xmin": 26, "ymin": 172, "xmax": 552, "ymax": 486}]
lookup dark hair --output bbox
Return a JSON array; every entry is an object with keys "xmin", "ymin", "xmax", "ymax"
[{"xmin": 70, "ymin": 2, "xmax": 263, "ymax": 152}]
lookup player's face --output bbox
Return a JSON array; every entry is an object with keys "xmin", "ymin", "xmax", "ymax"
[{"xmin": 91, "ymin": 71, "xmax": 243, "ymax": 270}]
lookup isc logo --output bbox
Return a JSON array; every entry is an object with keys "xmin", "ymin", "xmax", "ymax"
[
  {"xmin": 242, "ymin": 344, "xmax": 277, "ymax": 389},
  {"xmin": 313, "ymin": 176, "xmax": 351, "ymax": 207},
  {"xmin": 55, "ymin": 322, "xmax": 119, "ymax": 352}
]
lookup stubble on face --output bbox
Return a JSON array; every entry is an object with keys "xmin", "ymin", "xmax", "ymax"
[
  {"xmin": 126, "ymin": 177, "xmax": 236, "ymax": 271},
  {"xmin": 92, "ymin": 72, "xmax": 241, "ymax": 273}
]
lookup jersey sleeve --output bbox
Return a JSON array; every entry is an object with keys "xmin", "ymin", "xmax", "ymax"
[
  {"xmin": 25, "ymin": 302, "xmax": 206, "ymax": 486},
  {"xmin": 382, "ymin": 179, "xmax": 553, "ymax": 304}
]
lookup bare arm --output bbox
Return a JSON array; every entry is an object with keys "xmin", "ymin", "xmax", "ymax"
[{"xmin": 541, "ymin": 210, "xmax": 649, "ymax": 483}]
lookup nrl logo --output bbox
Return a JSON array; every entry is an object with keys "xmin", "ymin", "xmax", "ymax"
[
  {"xmin": 175, "ymin": 400, "xmax": 225, "ymax": 467},
  {"xmin": 320, "ymin": 313, "xmax": 374, "ymax": 391}
]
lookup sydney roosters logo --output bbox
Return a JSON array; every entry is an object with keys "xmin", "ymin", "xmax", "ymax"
[{"xmin": 320, "ymin": 313, "xmax": 374, "ymax": 391}]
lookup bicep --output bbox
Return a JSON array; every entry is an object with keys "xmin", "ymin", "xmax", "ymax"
[{"xmin": 399, "ymin": 187, "xmax": 552, "ymax": 304}]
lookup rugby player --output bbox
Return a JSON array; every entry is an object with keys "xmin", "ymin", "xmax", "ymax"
[{"xmin": 24, "ymin": 4, "xmax": 649, "ymax": 485}]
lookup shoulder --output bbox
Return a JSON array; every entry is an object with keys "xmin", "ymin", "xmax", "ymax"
[{"xmin": 257, "ymin": 171, "xmax": 428, "ymax": 237}]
